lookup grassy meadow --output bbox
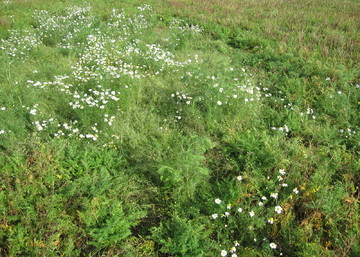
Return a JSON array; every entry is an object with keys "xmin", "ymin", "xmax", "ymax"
[{"xmin": 0, "ymin": 0, "xmax": 359, "ymax": 256}]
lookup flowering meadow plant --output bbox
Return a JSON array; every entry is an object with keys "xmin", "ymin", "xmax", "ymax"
[{"xmin": 210, "ymin": 169, "xmax": 301, "ymax": 256}]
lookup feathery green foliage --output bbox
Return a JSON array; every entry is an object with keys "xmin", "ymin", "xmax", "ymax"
[{"xmin": 0, "ymin": 0, "xmax": 359, "ymax": 256}]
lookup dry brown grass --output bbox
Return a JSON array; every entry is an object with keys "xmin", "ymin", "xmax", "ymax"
[
  {"xmin": 0, "ymin": 16, "xmax": 9, "ymax": 28},
  {"xmin": 161, "ymin": 0, "xmax": 359, "ymax": 64}
]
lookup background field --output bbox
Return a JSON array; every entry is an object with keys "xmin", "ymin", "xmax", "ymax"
[{"xmin": 0, "ymin": 0, "xmax": 359, "ymax": 256}]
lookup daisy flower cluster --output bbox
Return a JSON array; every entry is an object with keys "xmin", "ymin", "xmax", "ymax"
[
  {"xmin": 0, "ymin": 30, "xmax": 40, "ymax": 58},
  {"xmin": 107, "ymin": 5, "xmax": 153, "ymax": 37},
  {"xmin": 1, "ymin": 5, "xmax": 203, "ymax": 144},
  {"xmin": 26, "ymin": 69, "xmax": 121, "ymax": 141},
  {"xmin": 162, "ymin": 67, "xmax": 266, "ymax": 127},
  {"xmin": 211, "ymin": 169, "xmax": 300, "ymax": 255},
  {"xmin": 270, "ymin": 124, "xmax": 290, "ymax": 135},
  {"xmin": 168, "ymin": 19, "xmax": 203, "ymax": 34},
  {"xmin": 170, "ymin": 91, "xmax": 194, "ymax": 122},
  {"xmin": 70, "ymin": 33, "xmax": 150, "ymax": 81},
  {"xmin": 70, "ymin": 31, "xmax": 196, "ymax": 83},
  {"xmin": 32, "ymin": 5, "xmax": 94, "ymax": 49},
  {"xmin": 339, "ymin": 127, "xmax": 357, "ymax": 139},
  {"xmin": 207, "ymin": 68, "xmax": 262, "ymax": 105},
  {"xmin": 0, "ymin": 105, "xmax": 11, "ymax": 134}
]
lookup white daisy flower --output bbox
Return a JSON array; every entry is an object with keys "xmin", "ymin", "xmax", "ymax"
[
  {"xmin": 270, "ymin": 193, "xmax": 278, "ymax": 199},
  {"xmin": 275, "ymin": 206, "xmax": 283, "ymax": 214},
  {"xmin": 270, "ymin": 243, "xmax": 277, "ymax": 249},
  {"xmin": 221, "ymin": 250, "xmax": 227, "ymax": 256}
]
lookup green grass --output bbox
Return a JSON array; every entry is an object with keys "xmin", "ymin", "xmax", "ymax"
[{"xmin": 0, "ymin": 0, "xmax": 359, "ymax": 256}]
